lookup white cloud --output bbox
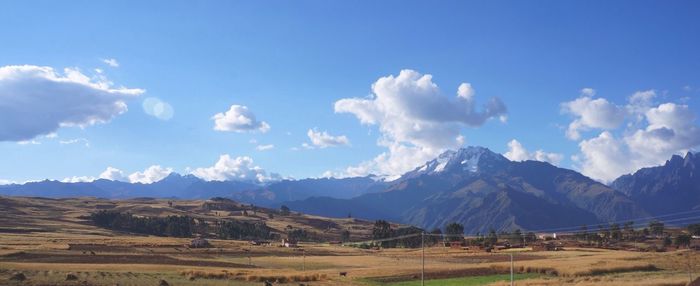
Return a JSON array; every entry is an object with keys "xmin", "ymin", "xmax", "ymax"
[
  {"xmin": 626, "ymin": 90, "xmax": 656, "ymax": 121},
  {"xmin": 99, "ymin": 167, "xmax": 128, "ymax": 182},
  {"xmin": 191, "ymin": 154, "xmax": 279, "ymax": 183},
  {"xmin": 128, "ymin": 165, "xmax": 173, "ymax": 184},
  {"xmin": 101, "ymin": 58, "xmax": 119, "ymax": 68},
  {"xmin": 0, "ymin": 65, "xmax": 143, "ymax": 141},
  {"xmin": 580, "ymin": 87, "xmax": 596, "ymax": 97},
  {"xmin": 334, "ymin": 69, "xmax": 507, "ymax": 177},
  {"xmin": 62, "ymin": 176, "xmax": 96, "ymax": 183},
  {"xmin": 305, "ymin": 129, "xmax": 350, "ymax": 148},
  {"xmin": 212, "ymin": 105, "xmax": 270, "ymax": 133},
  {"xmin": 0, "ymin": 179, "xmax": 15, "ymax": 185},
  {"xmin": 576, "ymin": 132, "xmax": 632, "ymax": 183},
  {"xmin": 569, "ymin": 91, "xmax": 700, "ymax": 183},
  {"xmin": 561, "ymin": 88, "xmax": 625, "ymax": 140},
  {"xmin": 142, "ymin": 97, "xmax": 174, "ymax": 120},
  {"xmin": 59, "ymin": 138, "xmax": 90, "ymax": 147},
  {"xmin": 503, "ymin": 139, "xmax": 563, "ymax": 165},
  {"xmin": 17, "ymin": 140, "xmax": 40, "ymax": 145},
  {"xmin": 256, "ymin": 144, "xmax": 275, "ymax": 151}
]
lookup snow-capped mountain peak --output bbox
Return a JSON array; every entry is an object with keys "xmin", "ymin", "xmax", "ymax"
[{"xmin": 403, "ymin": 146, "xmax": 507, "ymax": 178}]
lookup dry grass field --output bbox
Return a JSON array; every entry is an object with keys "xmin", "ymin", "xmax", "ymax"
[{"xmin": 0, "ymin": 196, "xmax": 698, "ymax": 286}]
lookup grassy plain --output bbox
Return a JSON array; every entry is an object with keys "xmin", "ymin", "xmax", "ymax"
[{"xmin": 0, "ymin": 196, "xmax": 698, "ymax": 285}]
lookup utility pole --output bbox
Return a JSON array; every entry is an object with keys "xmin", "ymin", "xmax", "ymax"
[
  {"xmin": 421, "ymin": 231, "xmax": 425, "ymax": 286},
  {"xmin": 510, "ymin": 253, "xmax": 514, "ymax": 286},
  {"xmin": 689, "ymin": 252, "xmax": 693, "ymax": 284},
  {"xmin": 303, "ymin": 249, "xmax": 306, "ymax": 272}
]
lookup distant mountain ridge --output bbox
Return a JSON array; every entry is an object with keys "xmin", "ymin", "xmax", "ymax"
[
  {"xmin": 2, "ymin": 146, "xmax": 698, "ymax": 234},
  {"xmin": 0, "ymin": 173, "xmax": 384, "ymax": 203},
  {"xmin": 286, "ymin": 147, "xmax": 648, "ymax": 233},
  {"xmin": 611, "ymin": 151, "xmax": 700, "ymax": 216}
]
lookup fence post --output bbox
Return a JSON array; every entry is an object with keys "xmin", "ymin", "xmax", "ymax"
[{"xmin": 421, "ymin": 231, "xmax": 425, "ymax": 286}]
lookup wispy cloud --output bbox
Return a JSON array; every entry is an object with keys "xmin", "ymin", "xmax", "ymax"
[
  {"xmin": 256, "ymin": 144, "xmax": 274, "ymax": 151},
  {"xmin": 59, "ymin": 138, "xmax": 90, "ymax": 147},
  {"xmin": 101, "ymin": 58, "xmax": 119, "ymax": 67}
]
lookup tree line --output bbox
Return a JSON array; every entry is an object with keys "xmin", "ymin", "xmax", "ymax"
[{"xmin": 90, "ymin": 210, "xmax": 273, "ymax": 240}]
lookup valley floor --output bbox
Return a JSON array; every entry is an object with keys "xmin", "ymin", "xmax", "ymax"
[
  {"xmin": 0, "ymin": 196, "xmax": 698, "ymax": 285},
  {"xmin": 0, "ymin": 232, "xmax": 698, "ymax": 286}
]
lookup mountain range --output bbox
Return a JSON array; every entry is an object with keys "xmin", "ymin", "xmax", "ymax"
[
  {"xmin": 0, "ymin": 173, "xmax": 384, "ymax": 204},
  {"xmin": 285, "ymin": 147, "xmax": 648, "ymax": 233},
  {"xmin": 612, "ymin": 152, "xmax": 700, "ymax": 216},
  {"xmin": 1, "ymin": 146, "xmax": 697, "ymax": 233}
]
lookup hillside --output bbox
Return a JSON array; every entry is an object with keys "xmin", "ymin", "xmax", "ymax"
[
  {"xmin": 612, "ymin": 152, "xmax": 700, "ymax": 216},
  {"xmin": 0, "ymin": 196, "xmax": 379, "ymax": 242},
  {"xmin": 287, "ymin": 147, "xmax": 647, "ymax": 233}
]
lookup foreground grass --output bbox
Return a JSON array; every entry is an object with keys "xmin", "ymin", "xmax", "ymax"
[{"xmin": 364, "ymin": 273, "xmax": 539, "ymax": 286}]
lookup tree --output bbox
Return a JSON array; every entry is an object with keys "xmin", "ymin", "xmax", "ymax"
[
  {"xmin": 674, "ymin": 234, "xmax": 692, "ymax": 248},
  {"xmin": 610, "ymin": 223, "xmax": 622, "ymax": 241},
  {"xmin": 524, "ymin": 232, "xmax": 537, "ymax": 244},
  {"xmin": 486, "ymin": 229, "xmax": 498, "ymax": 247},
  {"xmin": 663, "ymin": 235, "xmax": 672, "ymax": 247},
  {"xmin": 287, "ymin": 228, "xmax": 309, "ymax": 241},
  {"xmin": 428, "ymin": 228, "xmax": 443, "ymax": 246},
  {"xmin": 578, "ymin": 225, "xmax": 589, "ymax": 242},
  {"xmin": 623, "ymin": 221, "xmax": 635, "ymax": 241},
  {"xmin": 687, "ymin": 223, "xmax": 700, "ymax": 236},
  {"xmin": 280, "ymin": 205, "xmax": 291, "ymax": 216},
  {"xmin": 649, "ymin": 220, "xmax": 664, "ymax": 236},
  {"xmin": 340, "ymin": 230, "xmax": 351, "ymax": 242},
  {"xmin": 372, "ymin": 220, "xmax": 394, "ymax": 248},
  {"xmin": 445, "ymin": 222, "xmax": 464, "ymax": 242},
  {"xmin": 598, "ymin": 224, "xmax": 610, "ymax": 242},
  {"xmin": 395, "ymin": 226, "xmax": 424, "ymax": 248}
]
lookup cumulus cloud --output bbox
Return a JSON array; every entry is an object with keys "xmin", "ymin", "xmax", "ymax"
[
  {"xmin": 0, "ymin": 179, "xmax": 14, "ymax": 185},
  {"xmin": 101, "ymin": 58, "xmax": 119, "ymax": 67},
  {"xmin": 333, "ymin": 69, "xmax": 507, "ymax": 178},
  {"xmin": 575, "ymin": 131, "xmax": 632, "ymax": 183},
  {"xmin": 191, "ymin": 154, "xmax": 279, "ymax": 183},
  {"xmin": 99, "ymin": 167, "xmax": 128, "ymax": 182},
  {"xmin": 256, "ymin": 144, "xmax": 275, "ymax": 151},
  {"xmin": 128, "ymin": 165, "xmax": 173, "ymax": 184},
  {"xmin": 561, "ymin": 88, "xmax": 625, "ymax": 140},
  {"xmin": 568, "ymin": 90, "xmax": 700, "ymax": 183},
  {"xmin": 0, "ymin": 65, "xmax": 144, "ymax": 141},
  {"xmin": 212, "ymin": 105, "xmax": 270, "ymax": 133},
  {"xmin": 62, "ymin": 176, "xmax": 96, "ymax": 183},
  {"xmin": 305, "ymin": 129, "xmax": 350, "ymax": 148},
  {"xmin": 504, "ymin": 139, "xmax": 563, "ymax": 165}
]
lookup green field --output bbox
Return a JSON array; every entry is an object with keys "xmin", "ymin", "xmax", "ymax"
[{"xmin": 364, "ymin": 273, "xmax": 539, "ymax": 286}]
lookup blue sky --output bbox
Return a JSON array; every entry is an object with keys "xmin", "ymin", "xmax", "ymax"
[{"xmin": 1, "ymin": 1, "xmax": 699, "ymax": 184}]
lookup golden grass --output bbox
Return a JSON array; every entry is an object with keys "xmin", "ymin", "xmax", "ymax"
[{"xmin": 1, "ymin": 197, "xmax": 698, "ymax": 285}]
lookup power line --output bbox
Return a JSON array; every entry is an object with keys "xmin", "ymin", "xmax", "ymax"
[{"xmin": 523, "ymin": 214, "xmax": 700, "ymax": 234}]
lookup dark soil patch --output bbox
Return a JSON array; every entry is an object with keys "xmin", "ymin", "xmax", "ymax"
[
  {"xmin": 0, "ymin": 227, "xmax": 48, "ymax": 233},
  {"xmin": 0, "ymin": 252, "xmax": 256, "ymax": 268},
  {"xmin": 371, "ymin": 267, "xmax": 508, "ymax": 283},
  {"xmin": 430, "ymin": 253, "xmax": 543, "ymax": 264}
]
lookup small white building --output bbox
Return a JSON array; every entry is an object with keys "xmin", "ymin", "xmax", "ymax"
[{"xmin": 281, "ymin": 238, "xmax": 298, "ymax": 248}]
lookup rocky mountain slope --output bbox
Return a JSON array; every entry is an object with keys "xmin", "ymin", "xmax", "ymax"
[
  {"xmin": 287, "ymin": 147, "xmax": 647, "ymax": 233},
  {"xmin": 611, "ymin": 152, "xmax": 700, "ymax": 216}
]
